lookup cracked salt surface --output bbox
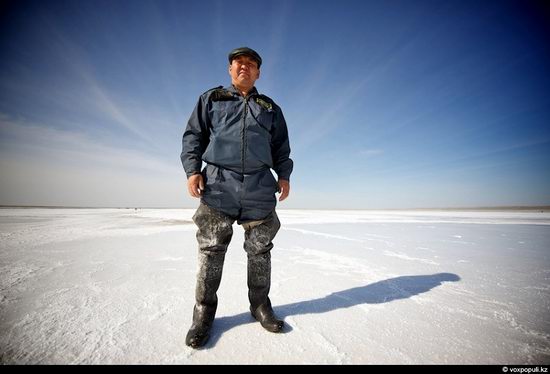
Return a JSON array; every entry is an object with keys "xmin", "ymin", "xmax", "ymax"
[{"xmin": 1, "ymin": 208, "xmax": 549, "ymax": 364}]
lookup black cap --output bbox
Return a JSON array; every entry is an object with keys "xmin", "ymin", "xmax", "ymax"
[{"xmin": 228, "ymin": 47, "xmax": 262, "ymax": 68}]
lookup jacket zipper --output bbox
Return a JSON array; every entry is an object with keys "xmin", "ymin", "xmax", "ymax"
[{"xmin": 241, "ymin": 96, "xmax": 248, "ymax": 174}]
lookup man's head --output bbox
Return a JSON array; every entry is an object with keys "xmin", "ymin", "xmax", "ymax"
[
  {"xmin": 228, "ymin": 47, "xmax": 262, "ymax": 68},
  {"xmin": 228, "ymin": 47, "xmax": 261, "ymax": 92}
]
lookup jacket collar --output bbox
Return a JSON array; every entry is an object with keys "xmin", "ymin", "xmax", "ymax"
[{"xmin": 226, "ymin": 84, "xmax": 259, "ymax": 98}]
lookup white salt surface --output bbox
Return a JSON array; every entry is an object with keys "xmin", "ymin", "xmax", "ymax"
[{"xmin": 1, "ymin": 208, "xmax": 549, "ymax": 364}]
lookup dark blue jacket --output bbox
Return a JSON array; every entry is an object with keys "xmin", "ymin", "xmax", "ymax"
[{"xmin": 181, "ymin": 85, "xmax": 293, "ymax": 221}]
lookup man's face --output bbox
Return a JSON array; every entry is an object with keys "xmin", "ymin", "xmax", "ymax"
[{"xmin": 229, "ymin": 55, "xmax": 260, "ymax": 88}]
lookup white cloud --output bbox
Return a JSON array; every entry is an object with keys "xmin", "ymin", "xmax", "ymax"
[
  {"xmin": 0, "ymin": 115, "xmax": 174, "ymax": 174},
  {"xmin": 358, "ymin": 149, "xmax": 383, "ymax": 157},
  {"xmin": 0, "ymin": 115, "xmax": 191, "ymax": 207}
]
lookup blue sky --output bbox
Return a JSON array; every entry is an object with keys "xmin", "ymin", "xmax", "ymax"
[{"xmin": 0, "ymin": 0, "xmax": 549, "ymax": 208}]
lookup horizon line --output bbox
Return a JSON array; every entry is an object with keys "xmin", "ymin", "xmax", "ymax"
[{"xmin": 1, "ymin": 204, "xmax": 549, "ymax": 212}]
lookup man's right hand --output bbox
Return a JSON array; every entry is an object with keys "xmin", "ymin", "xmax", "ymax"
[{"xmin": 187, "ymin": 174, "xmax": 204, "ymax": 198}]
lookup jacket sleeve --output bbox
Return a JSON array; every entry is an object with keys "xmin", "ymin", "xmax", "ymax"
[
  {"xmin": 271, "ymin": 105, "xmax": 293, "ymax": 181},
  {"xmin": 181, "ymin": 95, "xmax": 210, "ymax": 178}
]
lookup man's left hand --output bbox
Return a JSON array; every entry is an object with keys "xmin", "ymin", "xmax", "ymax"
[{"xmin": 278, "ymin": 179, "xmax": 290, "ymax": 201}]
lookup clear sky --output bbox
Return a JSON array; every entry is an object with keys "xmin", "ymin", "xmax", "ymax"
[{"xmin": 1, "ymin": 0, "xmax": 549, "ymax": 209}]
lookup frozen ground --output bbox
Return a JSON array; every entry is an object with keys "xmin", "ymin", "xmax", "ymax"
[{"xmin": 0, "ymin": 208, "xmax": 549, "ymax": 364}]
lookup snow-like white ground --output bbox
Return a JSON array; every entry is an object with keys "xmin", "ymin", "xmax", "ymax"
[{"xmin": 1, "ymin": 208, "xmax": 549, "ymax": 364}]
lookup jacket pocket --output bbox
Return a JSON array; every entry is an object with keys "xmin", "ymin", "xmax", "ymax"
[
  {"xmin": 259, "ymin": 170, "xmax": 278, "ymax": 192},
  {"xmin": 204, "ymin": 164, "xmax": 222, "ymax": 186}
]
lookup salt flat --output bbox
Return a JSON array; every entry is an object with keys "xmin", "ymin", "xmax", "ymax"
[{"xmin": 0, "ymin": 208, "xmax": 549, "ymax": 364}]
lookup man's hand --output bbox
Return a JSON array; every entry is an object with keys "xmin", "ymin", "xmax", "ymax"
[
  {"xmin": 278, "ymin": 179, "xmax": 290, "ymax": 201},
  {"xmin": 187, "ymin": 174, "xmax": 204, "ymax": 198}
]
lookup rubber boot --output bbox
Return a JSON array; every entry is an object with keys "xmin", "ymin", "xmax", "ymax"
[
  {"xmin": 248, "ymin": 252, "xmax": 284, "ymax": 332},
  {"xmin": 250, "ymin": 296, "xmax": 284, "ymax": 332},
  {"xmin": 185, "ymin": 304, "xmax": 216, "ymax": 348},
  {"xmin": 186, "ymin": 204, "xmax": 234, "ymax": 348},
  {"xmin": 185, "ymin": 252, "xmax": 225, "ymax": 348},
  {"xmin": 244, "ymin": 213, "xmax": 284, "ymax": 333}
]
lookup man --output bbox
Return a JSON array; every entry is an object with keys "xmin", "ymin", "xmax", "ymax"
[{"xmin": 180, "ymin": 47, "xmax": 293, "ymax": 348}]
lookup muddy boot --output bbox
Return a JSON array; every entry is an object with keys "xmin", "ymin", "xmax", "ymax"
[
  {"xmin": 250, "ymin": 295, "xmax": 284, "ymax": 333},
  {"xmin": 185, "ymin": 251, "xmax": 226, "ymax": 348},
  {"xmin": 244, "ymin": 213, "xmax": 284, "ymax": 333},
  {"xmin": 186, "ymin": 204, "xmax": 234, "ymax": 348},
  {"xmin": 186, "ymin": 303, "xmax": 216, "ymax": 348}
]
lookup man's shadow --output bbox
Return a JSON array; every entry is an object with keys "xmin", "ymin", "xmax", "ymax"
[{"xmin": 206, "ymin": 272, "xmax": 460, "ymax": 347}]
